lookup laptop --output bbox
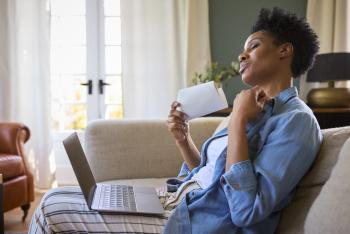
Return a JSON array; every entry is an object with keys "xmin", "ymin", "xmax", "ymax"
[{"xmin": 63, "ymin": 132, "xmax": 164, "ymax": 215}]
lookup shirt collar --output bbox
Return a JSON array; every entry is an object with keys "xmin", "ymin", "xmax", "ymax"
[
  {"xmin": 272, "ymin": 86, "xmax": 298, "ymax": 113},
  {"xmin": 275, "ymin": 86, "xmax": 298, "ymax": 103}
]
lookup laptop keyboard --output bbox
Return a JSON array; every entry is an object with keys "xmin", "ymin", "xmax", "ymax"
[{"xmin": 100, "ymin": 184, "xmax": 137, "ymax": 211}]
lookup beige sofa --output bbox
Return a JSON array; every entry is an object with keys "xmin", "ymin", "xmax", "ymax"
[{"xmin": 84, "ymin": 117, "xmax": 350, "ymax": 234}]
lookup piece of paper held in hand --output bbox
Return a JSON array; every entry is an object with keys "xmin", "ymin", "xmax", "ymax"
[{"xmin": 176, "ymin": 81, "xmax": 228, "ymax": 120}]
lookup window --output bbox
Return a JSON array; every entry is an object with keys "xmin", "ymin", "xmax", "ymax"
[{"xmin": 50, "ymin": 0, "xmax": 123, "ymax": 131}]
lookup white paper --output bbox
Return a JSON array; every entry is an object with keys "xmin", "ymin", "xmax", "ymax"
[{"xmin": 176, "ymin": 81, "xmax": 228, "ymax": 120}]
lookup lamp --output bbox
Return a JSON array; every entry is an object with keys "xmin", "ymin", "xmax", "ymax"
[{"xmin": 306, "ymin": 52, "xmax": 350, "ymax": 108}]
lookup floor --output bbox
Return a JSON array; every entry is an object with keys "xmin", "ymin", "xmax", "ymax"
[{"xmin": 4, "ymin": 192, "xmax": 44, "ymax": 233}]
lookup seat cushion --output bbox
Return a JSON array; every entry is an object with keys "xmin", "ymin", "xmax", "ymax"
[
  {"xmin": 3, "ymin": 175, "xmax": 28, "ymax": 211},
  {"xmin": 103, "ymin": 178, "xmax": 169, "ymax": 188},
  {"xmin": 0, "ymin": 154, "xmax": 25, "ymax": 180},
  {"xmin": 304, "ymin": 136, "xmax": 350, "ymax": 234}
]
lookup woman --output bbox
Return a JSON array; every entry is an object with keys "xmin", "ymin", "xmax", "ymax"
[
  {"xmin": 29, "ymin": 7, "xmax": 322, "ymax": 234},
  {"xmin": 164, "ymin": 6, "xmax": 322, "ymax": 233}
]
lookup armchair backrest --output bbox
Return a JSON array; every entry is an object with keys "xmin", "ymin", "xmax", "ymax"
[{"xmin": 0, "ymin": 122, "xmax": 30, "ymax": 156}]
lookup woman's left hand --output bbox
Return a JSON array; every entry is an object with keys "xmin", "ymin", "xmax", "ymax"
[{"xmin": 230, "ymin": 86, "xmax": 270, "ymax": 125}]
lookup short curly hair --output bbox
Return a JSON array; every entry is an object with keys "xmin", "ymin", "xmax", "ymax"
[{"xmin": 251, "ymin": 7, "xmax": 319, "ymax": 78}]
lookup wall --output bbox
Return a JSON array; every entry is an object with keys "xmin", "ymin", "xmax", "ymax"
[{"xmin": 209, "ymin": 0, "xmax": 307, "ymax": 104}]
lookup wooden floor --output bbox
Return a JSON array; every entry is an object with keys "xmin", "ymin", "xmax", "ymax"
[{"xmin": 4, "ymin": 192, "xmax": 44, "ymax": 233}]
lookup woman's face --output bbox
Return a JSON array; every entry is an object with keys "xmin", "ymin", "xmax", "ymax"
[{"xmin": 238, "ymin": 31, "xmax": 282, "ymax": 86}]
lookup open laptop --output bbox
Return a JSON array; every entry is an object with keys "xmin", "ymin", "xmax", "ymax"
[{"xmin": 63, "ymin": 132, "xmax": 164, "ymax": 215}]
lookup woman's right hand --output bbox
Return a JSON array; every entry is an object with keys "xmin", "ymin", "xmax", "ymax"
[{"xmin": 166, "ymin": 101, "xmax": 189, "ymax": 143}]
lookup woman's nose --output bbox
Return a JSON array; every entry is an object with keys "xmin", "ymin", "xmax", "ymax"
[{"xmin": 238, "ymin": 52, "xmax": 248, "ymax": 62}]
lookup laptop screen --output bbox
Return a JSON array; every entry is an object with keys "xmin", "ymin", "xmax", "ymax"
[{"xmin": 63, "ymin": 132, "xmax": 96, "ymax": 208}]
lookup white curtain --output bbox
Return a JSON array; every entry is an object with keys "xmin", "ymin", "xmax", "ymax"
[
  {"xmin": 121, "ymin": 0, "xmax": 211, "ymax": 118},
  {"xmin": 300, "ymin": 0, "xmax": 350, "ymax": 100},
  {"xmin": 0, "ymin": 0, "xmax": 55, "ymax": 189}
]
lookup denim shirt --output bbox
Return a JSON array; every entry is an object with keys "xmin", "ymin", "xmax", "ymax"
[{"xmin": 163, "ymin": 87, "xmax": 323, "ymax": 234}]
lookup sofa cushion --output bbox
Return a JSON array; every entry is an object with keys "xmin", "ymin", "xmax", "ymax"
[
  {"xmin": 213, "ymin": 115, "xmax": 230, "ymax": 135},
  {"xmin": 85, "ymin": 119, "xmax": 221, "ymax": 182},
  {"xmin": 276, "ymin": 126, "xmax": 350, "ymax": 234},
  {"xmin": 103, "ymin": 178, "xmax": 169, "ymax": 188},
  {"xmin": 0, "ymin": 154, "xmax": 25, "ymax": 180},
  {"xmin": 304, "ymin": 136, "xmax": 350, "ymax": 234},
  {"xmin": 298, "ymin": 126, "xmax": 350, "ymax": 187}
]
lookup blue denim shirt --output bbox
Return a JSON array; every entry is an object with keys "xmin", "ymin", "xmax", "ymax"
[{"xmin": 164, "ymin": 87, "xmax": 323, "ymax": 234}]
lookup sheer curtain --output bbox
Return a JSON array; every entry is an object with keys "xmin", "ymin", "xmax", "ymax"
[
  {"xmin": 121, "ymin": 0, "xmax": 211, "ymax": 118},
  {"xmin": 300, "ymin": 0, "xmax": 350, "ymax": 100},
  {"xmin": 0, "ymin": 0, "xmax": 55, "ymax": 189}
]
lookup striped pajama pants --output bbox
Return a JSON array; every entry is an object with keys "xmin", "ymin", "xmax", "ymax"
[{"xmin": 28, "ymin": 187, "xmax": 173, "ymax": 234}]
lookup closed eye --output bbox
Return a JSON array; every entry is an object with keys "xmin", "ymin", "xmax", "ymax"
[{"xmin": 251, "ymin": 44, "xmax": 259, "ymax": 49}]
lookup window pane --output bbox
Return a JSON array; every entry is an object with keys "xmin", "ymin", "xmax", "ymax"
[
  {"xmin": 105, "ymin": 17, "xmax": 121, "ymax": 45},
  {"xmin": 51, "ymin": 46, "xmax": 86, "ymax": 74},
  {"xmin": 63, "ymin": 104, "xmax": 87, "ymax": 130},
  {"xmin": 105, "ymin": 76, "xmax": 122, "ymax": 104},
  {"xmin": 52, "ymin": 76, "xmax": 87, "ymax": 103},
  {"xmin": 51, "ymin": 0, "xmax": 85, "ymax": 16},
  {"xmin": 105, "ymin": 105, "xmax": 123, "ymax": 119},
  {"xmin": 51, "ymin": 16, "xmax": 86, "ymax": 45},
  {"xmin": 105, "ymin": 46, "xmax": 122, "ymax": 74},
  {"xmin": 104, "ymin": 0, "xmax": 120, "ymax": 16}
]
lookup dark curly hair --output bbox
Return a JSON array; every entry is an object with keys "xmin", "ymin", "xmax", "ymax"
[{"xmin": 251, "ymin": 7, "xmax": 319, "ymax": 78}]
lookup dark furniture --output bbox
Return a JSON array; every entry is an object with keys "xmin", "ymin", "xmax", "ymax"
[
  {"xmin": 0, "ymin": 123, "xmax": 34, "ymax": 221},
  {"xmin": 204, "ymin": 107, "xmax": 232, "ymax": 117},
  {"xmin": 0, "ymin": 174, "xmax": 3, "ymax": 234},
  {"xmin": 205, "ymin": 107, "xmax": 350, "ymax": 129},
  {"xmin": 312, "ymin": 108, "xmax": 350, "ymax": 129}
]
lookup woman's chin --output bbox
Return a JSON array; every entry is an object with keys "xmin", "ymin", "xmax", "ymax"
[{"xmin": 241, "ymin": 74, "xmax": 256, "ymax": 86}]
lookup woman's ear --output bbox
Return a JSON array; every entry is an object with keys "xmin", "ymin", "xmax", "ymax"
[{"xmin": 279, "ymin": 43, "xmax": 294, "ymax": 59}]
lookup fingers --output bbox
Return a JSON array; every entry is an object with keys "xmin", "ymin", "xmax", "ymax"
[
  {"xmin": 171, "ymin": 101, "xmax": 180, "ymax": 110},
  {"xmin": 259, "ymin": 95, "xmax": 271, "ymax": 104},
  {"xmin": 167, "ymin": 122, "xmax": 187, "ymax": 131},
  {"xmin": 233, "ymin": 87, "xmax": 268, "ymax": 111},
  {"xmin": 169, "ymin": 101, "xmax": 188, "ymax": 120},
  {"xmin": 169, "ymin": 110, "xmax": 187, "ymax": 120},
  {"xmin": 167, "ymin": 116, "xmax": 186, "ymax": 125},
  {"xmin": 167, "ymin": 102, "xmax": 188, "ymax": 133},
  {"xmin": 167, "ymin": 122, "xmax": 188, "ymax": 139},
  {"xmin": 250, "ymin": 86, "xmax": 271, "ymax": 104}
]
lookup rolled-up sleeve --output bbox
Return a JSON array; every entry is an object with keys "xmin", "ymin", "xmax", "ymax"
[
  {"xmin": 221, "ymin": 160, "xmax": 257, "ymax": 190},
  {"xmin": 220, "ymin": 111, "xmax": 322, "ymax": 227}
]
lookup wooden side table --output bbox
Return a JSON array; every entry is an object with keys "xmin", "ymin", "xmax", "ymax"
[
  {"xmin": 204, "ymin": 107, "xmax": 232, "ymax": 117},
  {"xmin": 311, "ymin": 108, "xmax": 350, "ymax": 129},
  {"xmin": 0, "ymin": 174, "xmax": 4, "ymax": 234}
]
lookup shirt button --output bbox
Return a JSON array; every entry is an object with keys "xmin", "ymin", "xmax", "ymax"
[{"xmin": 188, "ymin": 191, "xmax": 195, "ymax": 199}]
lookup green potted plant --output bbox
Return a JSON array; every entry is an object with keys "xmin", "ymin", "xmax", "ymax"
[{"xmin": 192, "ymin": 61, "xmax": 240, "ymax": 87}]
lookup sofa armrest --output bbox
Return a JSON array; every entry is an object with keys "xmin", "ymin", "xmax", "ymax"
[{"xmin": 85, "ymin": 117, "xmax": 224, "ymax": 182}]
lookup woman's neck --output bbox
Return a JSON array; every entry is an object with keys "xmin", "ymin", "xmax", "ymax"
[{"xmin": 260, "ymin": 76, "xmax": 293, "ymax": 97}]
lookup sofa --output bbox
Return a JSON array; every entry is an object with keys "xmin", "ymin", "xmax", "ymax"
[{"xmin": 83, "ymin": 117, "xmax": 350, "ymax": 234}]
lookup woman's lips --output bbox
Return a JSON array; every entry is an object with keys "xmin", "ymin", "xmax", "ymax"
[{"xmin": 239, "ymin": 63, "xmax": 249, "ymax": 74}]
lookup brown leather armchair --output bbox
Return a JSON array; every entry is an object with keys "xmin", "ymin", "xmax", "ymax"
[{"xmin": 0, "ymin": 123, "xmax": 34, "ymax": 221}]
